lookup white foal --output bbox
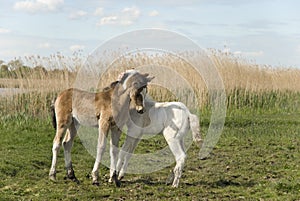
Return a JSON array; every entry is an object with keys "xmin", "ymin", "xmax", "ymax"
[{"xmin": 115, "ymin": 99, "xmax": 202, "ymax": 187}]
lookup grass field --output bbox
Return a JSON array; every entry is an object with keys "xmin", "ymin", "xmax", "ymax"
[
  {"xmin": 0, "ymin": 51, "xmax": 300, "ymax": 200},
  {"xmin": 0, "ymin": 109, "xmax": 300, "ymax": 200}
]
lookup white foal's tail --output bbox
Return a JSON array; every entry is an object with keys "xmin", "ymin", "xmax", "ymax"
[{"xmin": 189, "ymin": 113, "xmax": 202, "ymax": 147}]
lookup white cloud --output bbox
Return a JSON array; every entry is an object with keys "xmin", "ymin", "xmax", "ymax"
[
  {"xmin": 97, "ymin": 6, "xmax": 141, "ymax": 26},
  {"xmin": 0, "ymin": 28, "xmax": 11, "ymax": 34},
  {"xmin": 97, "ymin": 16, "xmax": 118, "ymax": 26},
  {"xmin": 149, "ymin": 10, "xmax": 159, "ymax": 17},
  {"xmin": 13, "ymin": 0, "xmax": 64, "ymax": 13},
  {"xmin": 69, "ymin": 10, "xmax": 87, "ymax": 20},
  {"xmin": 122, "ymin": 6, "xmax": 140, "ymax": 18},
  {"xmin": 94, "ymin": 7, "xmax": 104, "ymax": 16},
  {"xmin": 120, "ymin": 6, "xmax": 140, "ymax": 25},
  {"xmin": 69, "ymin": 44, "xmax": 85, "ymax": 52}
]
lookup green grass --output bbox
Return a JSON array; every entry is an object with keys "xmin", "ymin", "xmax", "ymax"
[{"xmin": 0, "ymin": 111, "xmax": 300, "ymax": 200}]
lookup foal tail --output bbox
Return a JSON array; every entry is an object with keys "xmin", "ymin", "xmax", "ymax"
[
  {"xmin": 189, "ymin": 113, "xmax": 202, "ymax": 147},
  {"xmin": 50, "ymin": 97, "xmax": 57, "ymax": 131}
]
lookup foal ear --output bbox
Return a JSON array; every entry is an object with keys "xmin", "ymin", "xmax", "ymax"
[
  {"xmin": 142, "ymin": 73, "xmax": 149, "ymax": 77},
  {"xmin": 147, "ymin": 76, "xmax": 155, "ymax": 82}
]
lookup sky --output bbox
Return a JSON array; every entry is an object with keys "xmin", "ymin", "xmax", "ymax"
[{"xmin": 0, "ymin": 0, "xmax": 299, "ymax": 68}]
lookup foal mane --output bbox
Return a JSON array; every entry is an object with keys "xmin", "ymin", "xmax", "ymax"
[
  {"xmin": 102, "ymin": 70, "xmax": 137, "ymax": 92},
  {"xmin": 102, "ymin": 81, "xmax": 119, "ymax": 92},
  {"xmin": 102, "ymin": 70, "xmax": 152, "ymax": 92}
]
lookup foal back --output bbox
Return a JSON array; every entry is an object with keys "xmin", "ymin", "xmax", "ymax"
[
  {"xmin": 53, "ymin": 88, "xmax": 113, "ymax": 129},
  {"xmin": 128, "ymin": 100, "xmax": 195, "ymax": 136}
]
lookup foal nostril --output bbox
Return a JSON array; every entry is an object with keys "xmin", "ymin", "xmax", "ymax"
[
  {"xmin": 137, "ymin": 109, "xmax": 144, "ymax": 114},
  {"xmin": 136, "ymin": 106, "xmax": 144, "ymax": 114}
]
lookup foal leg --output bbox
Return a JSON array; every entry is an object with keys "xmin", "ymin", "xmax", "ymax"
[
  {"xmin": 164, "ymin": 128, "xmax": 186, "ymax": 188},
  {"xmin": 49, "ymin": 124, "xmax": 69, "ymax": 181},
  {"xmin": 91, "ymin": 118, "xmax": 109, "ymax": 186},
  {"xmin": 169, "ymin": 139, "xmax": 186, "ymax": 188},
  {"xmin": 116, "ymin": 134, "xmax": 141, "ymax": 180},
  {"xmin": 62, "ymin": 122, "xmax": 79, "ymax": 183},
  {"xmin": 108, "ymin": 126, "xmax": 122, "ymax": 187}
]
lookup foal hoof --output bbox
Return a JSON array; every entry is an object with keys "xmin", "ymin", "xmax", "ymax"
[
  {"xmin": 72, "ymin": 177, "xmax": 80, "ymax": 184},
  {"xmin": 64, "ymin": 175, "xmax": 80, "ymax": 184},
  {"xmin": 115, "ymin": 180, "xmax": 121, "ymax": 188},
  {"xmin": 92, "ymin": 181, "xmax": 100, "ymax": 186},
  {"xmin": 112, "ymin": 171, "xmax": 121, "ymax": 187}
]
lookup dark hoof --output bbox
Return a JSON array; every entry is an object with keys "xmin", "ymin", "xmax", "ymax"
[
  {"xmin": 93, "ymin": 181, "xmax": 100, "ymax": 186},
  {"xmin": 112, "ymin": 171, "xmax": 121, "ymax": 187},
  {"xmin": 64, "ymin": 175, "xmax": 80, "ymax": 184},
  {"xmin": 72, "ymin": 177, "xmax": 80, "ymax": 184},
  {"xmin": 115, "ymin": 179, "xmax": 121, "ymax": 187},
  {"xmin": 200, "ymin": 156, "xmax": 209, "ymax": 160}
]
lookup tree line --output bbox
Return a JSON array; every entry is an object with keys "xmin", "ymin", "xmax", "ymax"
[{"xmin": 0, "ymin": 59, "xmax": 74, "ymax": 79}]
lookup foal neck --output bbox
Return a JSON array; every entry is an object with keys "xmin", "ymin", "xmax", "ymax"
[{"xmin": 108, "ymin": 82, "xmax": 131, "ymax": 105}]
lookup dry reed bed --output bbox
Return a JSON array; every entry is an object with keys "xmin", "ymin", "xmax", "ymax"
[
  {"xmin": 0, "ymin": 50, "xmax": 299, "ymax": 118},
  {"xmin": 210, "ymin": 51, "xmax": 300, "ymax": 92}
]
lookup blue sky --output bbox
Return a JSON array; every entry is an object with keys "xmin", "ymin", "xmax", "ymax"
[{"xmin": 0, "ymin": 0, "xmax": 299, "ymax": 67}]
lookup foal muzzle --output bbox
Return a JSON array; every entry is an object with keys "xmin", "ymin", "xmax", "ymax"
[{"xmin": 136, "ymin": 106, "xmax": 145, "ymax": 114}]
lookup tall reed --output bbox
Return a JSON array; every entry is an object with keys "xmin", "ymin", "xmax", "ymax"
[{"xmin": 0, "ymin": 50, "xmax": 299, "ymax": 118}]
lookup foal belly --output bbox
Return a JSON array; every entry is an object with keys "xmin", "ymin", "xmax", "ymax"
[
  {"xmin": 142, "ymin": 127, "xmax": 163, "ymax": 135},
  {"xmin": 140, "ymin": 120, "xmax": 164, "ymax": 135},
  {"xmin": 140, "ymin": 107, "xmax": 165, "ymax": 134},
  {"xmin": 73, "ymin": 114, "xmax": 98, "ymax": 128}
]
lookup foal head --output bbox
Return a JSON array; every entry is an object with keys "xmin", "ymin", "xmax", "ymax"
[
  {"xmin": 119, "ymin": 70, "xmax": 153, "ymax": 114},
  {"xmin": 130, "ymin": 86, "xmax": 147, "ymax": 114}
]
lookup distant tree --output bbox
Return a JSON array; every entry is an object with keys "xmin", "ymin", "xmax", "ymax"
[
  {"xmin": 33, "ymin": 65, "xmax": 48, "ymax": 78},
  {"xmin": 7, "ymin": 59, "xmax": 23, "ymax": 71},
  {"xmin": 34, "ymin": 66, "xmax": 47, "ymax": 73},
  {"xmin": 0, "ymin": 64, "xmax": 9, "ymax": 78},
  {"xmin": 14, "ymin": 66, "xmax": 32, "ymax": 78}
]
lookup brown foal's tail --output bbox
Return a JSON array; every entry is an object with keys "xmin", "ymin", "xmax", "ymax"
[{"xmin": 51, "ymin": 97, "xmax": 57, "ymax": 130}]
